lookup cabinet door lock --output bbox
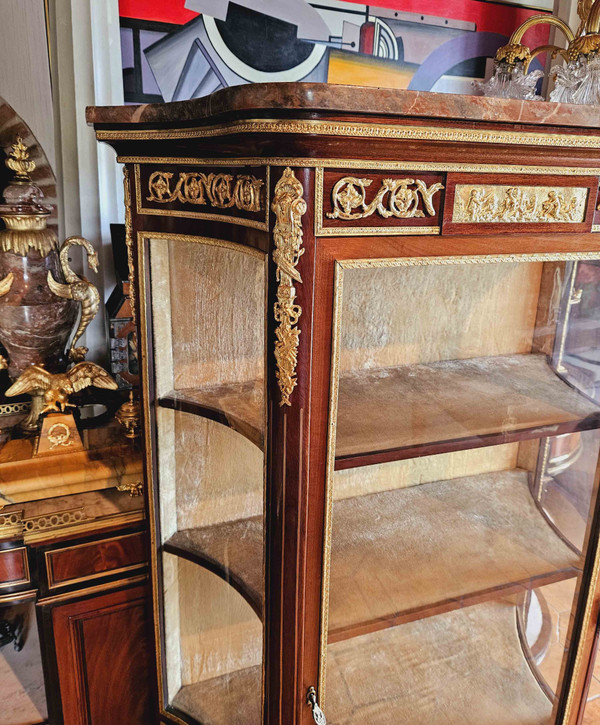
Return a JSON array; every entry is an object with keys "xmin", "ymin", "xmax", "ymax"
[{"xmin": 306, "ymin": 687, "xmax": 327, "ymax": 724}]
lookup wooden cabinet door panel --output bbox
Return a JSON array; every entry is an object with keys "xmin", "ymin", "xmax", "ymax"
[
  {"xmin": 52, "ymin": 585, "xmax": 155, "ymax": 725},
  {"xmin": 45, "ymin": 532, "xmax": 146, "ymax": 589}
]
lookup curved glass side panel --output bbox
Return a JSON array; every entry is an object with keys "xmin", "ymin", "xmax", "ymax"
[
  {"xmin": 581, "ymin": 624, "xmax": 600, "ymax": 724},
  {"xmin": 144, "ymin": 235, "xmax": 266, "ymax": 725}
]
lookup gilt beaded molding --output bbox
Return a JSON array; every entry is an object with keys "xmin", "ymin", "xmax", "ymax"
[
  {"xmin": 119, "ymin": 156, "xmax": 600, "ymax": 176},
  {"xmin": 97, "ymin": 117, "xmax": 600, "ymax": 149}
]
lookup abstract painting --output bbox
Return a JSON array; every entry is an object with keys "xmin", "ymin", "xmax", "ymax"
[{"xmin": 119, "ymin": 0, "xmax": 553, "ymax": 103}]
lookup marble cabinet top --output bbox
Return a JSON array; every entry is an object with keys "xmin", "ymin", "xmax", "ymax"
[{"xmin": 87, "ymin": 82, "xmax": 600, "ymax": 130}]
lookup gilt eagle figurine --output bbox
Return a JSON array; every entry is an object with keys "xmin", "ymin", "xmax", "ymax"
[{"xmin": 6, "ymin": 362, "xmax": 118, "ymax": 419}]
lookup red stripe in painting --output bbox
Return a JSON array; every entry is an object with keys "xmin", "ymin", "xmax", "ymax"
[
  {"xmin": 118, "ymin": 0, "xmax": 550, "ymax": 48},
  {"xmin": 118, "ymin": 0, "xmax": 199, "ymax": 24}
]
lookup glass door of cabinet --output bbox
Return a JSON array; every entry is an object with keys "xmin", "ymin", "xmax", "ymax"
[
  {"xmin": 321, "ymin": 255, "xmax": 600, "ymax": 724},
  {"xmin": 142, "ymin": 234, "xmax": 267, "ymax": 725},
  {"xmin": 580, "ymin": 620, "xmax": 600, "ymax": 724}
]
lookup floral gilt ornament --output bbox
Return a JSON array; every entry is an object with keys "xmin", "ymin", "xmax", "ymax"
[
  {"xmin": 6, "ymin": 137, "xmax": 36, "ymax": 180},
  {"xmin": 272, "ymin": 168, "xmax": 306, "ymax": 406},
  {"xmin": 476, "ymin": 0, "xmax": 600, "ymax": 104}
]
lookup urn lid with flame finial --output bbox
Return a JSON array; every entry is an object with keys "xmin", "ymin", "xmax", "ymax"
[{"xmin": 0, "ymin": 137, "xmax": 57, "ymax": 257}]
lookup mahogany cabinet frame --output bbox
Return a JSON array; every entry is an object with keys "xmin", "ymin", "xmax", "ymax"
[{"xmin": 89, "ymin": 83, "xmax": 600, "ymax": 725}]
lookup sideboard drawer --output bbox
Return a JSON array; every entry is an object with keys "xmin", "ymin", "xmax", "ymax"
[
  {"xmin": 45, "ymin": 532, "xmax": 146, "ymax": 589},
  {"xmin": 0, "ymin": 545, "xmax": 30, "ymax": 590}
]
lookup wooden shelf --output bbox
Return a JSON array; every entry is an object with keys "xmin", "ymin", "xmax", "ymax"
[
  {"xmin": 335, "ymin": 353, "xmax": 600, "ymax": 469},
  {"xmin": 162, "ymin": 469, "xmax": 580, "ymax": 645},
  {"xmin": 159, "ymin": 380, "xmax": 264, "ymax": 450},
  {"xmin": 163, "ymin": 518, "xmax": 264, "ymax": 619},
  {"xmin": 328, "ymin": 469, "xmax": 581, "ymax": 642},
  {"xmin": 169, "ymin": 599, "xmax": 552, "ymax": 725},
  {"xmin": 158, "ymin": 354, "xmax": 600, "ymax": 470},
  {"xmin": 325, "ymin": 599, "xmax": 553, "ymax": 725},
  {"xmin": 171, "ymin": 665, "xmax": 262, "ymax": 725}
]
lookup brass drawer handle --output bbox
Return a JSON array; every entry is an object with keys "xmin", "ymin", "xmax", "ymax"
[{"xmin": 306, "ymin": 687, "xmax": 327, "ymax": 724}]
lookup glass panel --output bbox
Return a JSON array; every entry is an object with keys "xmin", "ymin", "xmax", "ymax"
[
  {"xmin": 0, "ymin": 601, "xmax": 47, "ymax": 724},
  {"xmin": 581, "ymin": 624, "xmax": 600, "ymax": 724},
  {"xmin": 560, "ymin": 260, "xmax": 600, "ymax": 401},
  {"xmin": 146, "ymin": 236, "xmax": 266, "ymax": 724},
  {"xmin": 324, "ymin": 257, "xmax": 600, "ymax": 724}
]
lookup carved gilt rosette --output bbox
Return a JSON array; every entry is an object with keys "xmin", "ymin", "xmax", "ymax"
[{"xmin": 272, "ymin": 168, "xmax": 306, "ymax": 406}]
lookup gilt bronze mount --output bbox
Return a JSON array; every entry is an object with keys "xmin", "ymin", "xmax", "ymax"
[{"xmin": 478, "ymin": 0, "xmax": 600, "ymax": 103}]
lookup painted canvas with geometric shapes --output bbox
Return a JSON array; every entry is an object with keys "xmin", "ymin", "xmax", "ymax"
[{"xmin": 119, "ymin": 0, "xmax": 553, "ymax": 103}]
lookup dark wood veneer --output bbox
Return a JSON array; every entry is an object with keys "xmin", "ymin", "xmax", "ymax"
[
  {"xmin": 0, "ymin": 546, "xmax": 29, "ymax": 589},
  {"xmin": 51, "ymin": 584, "xmax": 155, "ymax": 725},
  {"xmin": 45, "ymin": 532, "xmax": 146, "ymax": 589},
  {"xmin": 90, "ymin": 84, "xmax": 600, "ymax": 725}
]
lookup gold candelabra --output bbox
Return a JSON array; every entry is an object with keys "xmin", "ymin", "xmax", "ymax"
[{"xmin": 478, "ymin": 0, "xmax": 600, "ymax": 104}]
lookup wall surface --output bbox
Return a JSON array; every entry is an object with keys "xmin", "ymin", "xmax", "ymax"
[
  {"xmin": 0, "ymin": 0, "xmax": 125, "ymax": 364},
  {"xmin": 49, "ymin": 0, "xmax": 125, "ymax": 363},
  {"xmin": 0, "ymin": 0, "xmax": 55, "ymax": 169}
]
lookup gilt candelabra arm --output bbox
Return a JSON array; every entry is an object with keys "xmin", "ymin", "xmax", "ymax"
[
  {"xmin": 473, "ymin": 14, "xmax": 572, "ymax": 101},
  {"xmin": 550, "ymin": 0, "xmax": 600, "ymax": 104},
  {"xmin": 586, "ymin": 0, "xmax": 600, "ymax": 33},
  {"xmin": 567, "ymin": 0, "xmax": 600, "ymax": 60},
  {"xmin": 525, "ymin": 45, "xmax": 571, "ymax": 72},
  {"xmin": 495, "ymin": 14, "xmax": 575, "ymax": 70}
]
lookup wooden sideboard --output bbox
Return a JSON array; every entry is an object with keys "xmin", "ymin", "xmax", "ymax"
[
  {"xmin": 89, "ymin": 84, "xmax": 600, "ymax": 725},
  {"xmin": 0, "ymin": 420, "xmax": 156, "ymax": 724}
]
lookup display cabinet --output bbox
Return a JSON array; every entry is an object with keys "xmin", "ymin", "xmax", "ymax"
[
  {"xmin": 0, "ymin": 419, "xmax": 152, "ymax": 725},
  {"xmin": 89, "ymin": 84, "xmax": 600, "ymax": 725}
]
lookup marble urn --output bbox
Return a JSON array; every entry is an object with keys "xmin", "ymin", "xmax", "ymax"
[{"xmin": 0, "ymin": 138, "xmax": 77, "ymax": 381}]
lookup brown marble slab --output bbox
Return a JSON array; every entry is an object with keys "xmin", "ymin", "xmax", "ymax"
[{"xmin": 87, "ymin": 83, "xmax": 600, "ymax": 130}]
